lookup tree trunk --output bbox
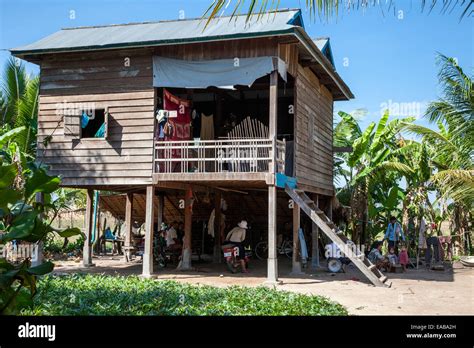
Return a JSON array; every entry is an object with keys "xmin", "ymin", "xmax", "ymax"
[{"xmin": 350, "ymin": 182, "xmax": 368, "ymax": 245}]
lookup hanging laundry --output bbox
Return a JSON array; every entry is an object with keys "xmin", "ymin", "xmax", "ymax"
[
  {"xmin": 200, "ymin": 113, "xmax": 214, "ymax": 140},
  {"xmin": 163, "ymin": 89, "xmax": 192, "ymax": 141},
  {"xmin": 191, "ymin": 109, "xmax": 201, "ymax": 138},
  {"xmin": 163, "ymin": 89, "xmax": 192, "ymax": 172}
]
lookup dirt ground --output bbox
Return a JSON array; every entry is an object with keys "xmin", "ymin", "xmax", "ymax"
[{"xmin": 53, "ymin": 256, "xmax": 474, "ymax": 315}]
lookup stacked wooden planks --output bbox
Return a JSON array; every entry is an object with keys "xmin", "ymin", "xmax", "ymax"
[
  {"xmin": 294, "ymin": 65, "xmax": 334, "ymax": 195},
  {"xmin": 37, "ymin": 49, "xmax": 155, "ymax": 186}
]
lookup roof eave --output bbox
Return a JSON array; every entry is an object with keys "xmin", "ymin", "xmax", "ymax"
[
  {"xmin": 293, "ymin": 28, "xmax": 354, "ymax": 100},
  {"xmin": 10, "ymin": 28, "xmax": 296, "ymax": 58}
]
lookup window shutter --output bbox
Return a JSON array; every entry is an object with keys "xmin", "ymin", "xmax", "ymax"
[
  {"xmin": 104, "ymin": 109, "xmax": 109, "ymax": 140},
  {"xmin": 63, "ymin": 110, "xmax": 81, "ymax": 138}
]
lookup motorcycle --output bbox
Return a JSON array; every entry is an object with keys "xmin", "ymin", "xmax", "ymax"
[
  {"xmin": 153, "ymin": 232, "xmax": 168, "ymax": 268},
  {"xmin": 221, "ymin": 243, "xmax": 251, "ymax": 274}
]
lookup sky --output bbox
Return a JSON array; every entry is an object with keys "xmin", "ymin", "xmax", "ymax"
[{"xmin": 0, "ymin": 0, "xmax": 472, "ymax": 131}]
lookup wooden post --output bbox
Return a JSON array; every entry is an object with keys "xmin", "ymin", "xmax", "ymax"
[
  {"xmin": 269, "ymin": 69, "xmax": 278, "ymax": 139},
  {"xmin": 311, "ymin": 193, "xmax": 321, "ymax": 269},
  {"xmin": 83, "ymin": 189, "xmax": 94, "ymax": 267},
  {"xmin": 124, "ymin": 193, "xmax": 133, "ymax": 262},
  {"xmin": 142, "ymin": 185, "xmax": 155, "ymax": 277},
  {"xmin": 32, "ymin": 192, "xmax": 44, "ymax": 267},
  {"xmin": 266, "ymin": 68, "xmax": 280, "ymax": 285},
  {"xmin": 213, "ymin": 191, "xmax": 222, "ymax": 263},
  {"xmin": 266, "ymin": 185, "xmax": 280, "ymax": 284},
  {"xmin": 291, "ymin": 201, "xmax": 303, "ymax": 274},
  {"xmin": 177, "ymin": 187, "xmax": 193, "ymax": 270},
  {"xmin": 157, "ymin": 194, "xmax": 164, "ymax": 229},
  {"xmin": 327, "ymin": 196, "xmax": 333, "ymax": 220}
]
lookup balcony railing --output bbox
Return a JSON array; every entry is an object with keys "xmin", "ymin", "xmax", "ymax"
[{"xmin": 154, "ymin": 138, "xmax": 285, "ymax": 175}]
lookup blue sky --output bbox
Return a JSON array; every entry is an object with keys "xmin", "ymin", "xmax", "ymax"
[{"xmin": 0, "ymin": 0, "xmax": 472, "ymax": 130}]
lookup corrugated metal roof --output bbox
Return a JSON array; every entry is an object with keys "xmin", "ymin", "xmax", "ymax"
[
  {"xmin": 313, "ymin": 37, "xmax": 334, "ymax": 66},
  {"xmin": 314, "ymin": 38, "xmax": 329, "ymax": 51},
  {"xmin": 11, "ymin": 9, "xmax": 302, "ymax": 55}
]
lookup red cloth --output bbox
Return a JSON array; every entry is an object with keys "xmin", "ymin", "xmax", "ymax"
[
  {"xmin": 399, "ymin": 249, "xmax": 409, "ymax": 265},
  {"xmin": 162, "ymin": 89, "xmax": 192, "ymax": 172},
  {"xmin": 163, "ymin": 89, "xmax": 192, "ymax": 142}
]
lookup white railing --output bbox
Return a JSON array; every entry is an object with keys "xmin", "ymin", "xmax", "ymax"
[{"xmin": 154, "ymin": 138, "xmax": 286, "ymax": 175}]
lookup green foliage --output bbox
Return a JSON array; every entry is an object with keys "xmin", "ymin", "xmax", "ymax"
[
  {"xmin": 0, "ymin": 58, "xmax": 39, "ymax": 156},
  {"xmin": 43, "ymin": 235, "xmax": 84, "ymax": 255},
  {"xmin": 0, "ymin": 126, "xmax": 82, "ymax": 314},
  {"xmin": 406, "ymin": 55, "xmax": 473, "ymax": 207},
  {"xmin": 203, "ymin": 1, "xmax": 472, "ymax": 26},
  {"xmin": 21, "ymin": 274, "xmax": 348, "ymax": 316},
  {"xmin": 334, "ymin": 54, "xmax": 473, "ymax": 247}
]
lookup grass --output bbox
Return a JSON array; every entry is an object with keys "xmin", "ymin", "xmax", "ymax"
[{"xmin": 21, "ymin": 274, "xmax": 348, "ymax": 316}]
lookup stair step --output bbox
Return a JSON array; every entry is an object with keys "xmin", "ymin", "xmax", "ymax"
[{"xmin": 285, "ymin": 187, "xmax": 390, "ymax": 287}]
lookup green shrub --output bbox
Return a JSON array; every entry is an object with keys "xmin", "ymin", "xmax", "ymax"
[
  {"xmin": 44, "ymin": 235, "xmax": 84, "ymax": 255},
  {"xmin": 21, "ymin": 274, "xmax": 348, "ymax": 316}
]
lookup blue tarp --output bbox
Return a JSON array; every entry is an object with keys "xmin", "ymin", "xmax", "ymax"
[
  {"xmin": 298, "ymin": 228, "xmax": 308, "ymax": 262},
  {"xmin": 153, "ymin": 56, "xmax": 287, "ymax": 89}
]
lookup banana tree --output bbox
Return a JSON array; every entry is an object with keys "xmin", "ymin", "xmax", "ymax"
[{"xmin": 336, "ymin": 111, "xmax": 414, "ymax": 245}]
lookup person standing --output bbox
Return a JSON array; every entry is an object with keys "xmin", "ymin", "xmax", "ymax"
[
  {"xmin": 384, "ymin": 216, "xmax": 405, "ymax": 252},
  {"xmin": 424, "ymin": 222, "xmax": 440, "ymax": 268}
]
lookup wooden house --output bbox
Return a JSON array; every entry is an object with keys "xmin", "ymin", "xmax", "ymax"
[{"xmin": 11, "ymin": 9, "xmax": 392, "ymax": 286}]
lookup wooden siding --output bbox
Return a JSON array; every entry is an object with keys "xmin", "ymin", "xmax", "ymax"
[
  {"xmin": 36, "ymin": 39, "xmax": 335, "ymax": 190},
  {"xmin": 294, "ymin": 64, "xmax": 334, "ymax": 195},
  {"xmin": 37, "ymin": 49, "xmax": 155, "ymax": 186},
  {"xmin": 278, "ymin": 43, "xmax": 299, "ymax": 77},
  {"xmin": 152, "ymin": 37, "xmax": 278, "ymax": 60}
]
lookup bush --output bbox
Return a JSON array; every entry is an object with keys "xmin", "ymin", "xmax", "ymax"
[
  {"xmin": 21, "ymin": 274, "xmax": 348, "ymax": 316},
  {"xmin": 44, "ymin": 235, "xmax": 84, "ymax": 255}
]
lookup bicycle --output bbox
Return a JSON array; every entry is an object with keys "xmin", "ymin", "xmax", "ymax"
[{"xmin": 254, "ymin": 238, "xmax": 293, "ymax": 260}]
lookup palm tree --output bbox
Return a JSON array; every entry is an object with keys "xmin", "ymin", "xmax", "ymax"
[
  {"xmin": 407, "ymin": 55, "xmax": 473, "ymax": 205},
  {"xmin": 0, "ymin": 57, "xmax": 39, "ymax": 157},
  {"xmin": 406, "ymin": 54, "xmax": 473, "ymax": 253},
  {"xmin": 204, "ymin": 0, "xmax": 472, "ymax": 23}
]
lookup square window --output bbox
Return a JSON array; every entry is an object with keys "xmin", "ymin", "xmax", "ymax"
[{"xmin": 80, "ymin": 108, "xmax": 107, "ymax": 138}]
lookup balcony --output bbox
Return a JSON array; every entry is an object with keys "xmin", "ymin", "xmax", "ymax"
[{"xmin": 153, "ymin": 138, "xmax": 286, "ymax": 185}]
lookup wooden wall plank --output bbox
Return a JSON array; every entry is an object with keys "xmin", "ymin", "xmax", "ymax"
[{"xmin": 295, "ymin": 65, "xmax": 334, "ymax": 194}]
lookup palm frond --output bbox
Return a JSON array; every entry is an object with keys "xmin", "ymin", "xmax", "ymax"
[
  {"xmin": 203, "ymin": 1, "xmax": 472, "ymax": 26},
  {"xmin": 431, "ymin": 169, "xmax": 474, "ymax": 205}
]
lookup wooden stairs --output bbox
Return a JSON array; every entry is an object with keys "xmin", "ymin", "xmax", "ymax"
[{"xmin": 285, "ymin": 185, "xmax": 391, "ymax": 287}]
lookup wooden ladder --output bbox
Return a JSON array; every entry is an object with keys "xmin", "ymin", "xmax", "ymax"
[{"xmin": 285, "ymin": 185, "xmax": 390, "ymax": 287}]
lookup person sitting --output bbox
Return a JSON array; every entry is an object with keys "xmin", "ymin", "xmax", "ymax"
[
  {"xmin": 223, "ymin": 220, "xmax": 249, "ymax": 273},
  {"xmin": 368, "ymin": 241, "xmax": 390, "ymax": 271},
  {"xmin": 165, "ymin": 221, "xmax": 182, "ymax": 252}
]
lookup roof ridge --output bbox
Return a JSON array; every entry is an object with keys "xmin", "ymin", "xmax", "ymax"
[{"xmin": 62, "ymin": 8, "xmax": 300, "ymax": 30}]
